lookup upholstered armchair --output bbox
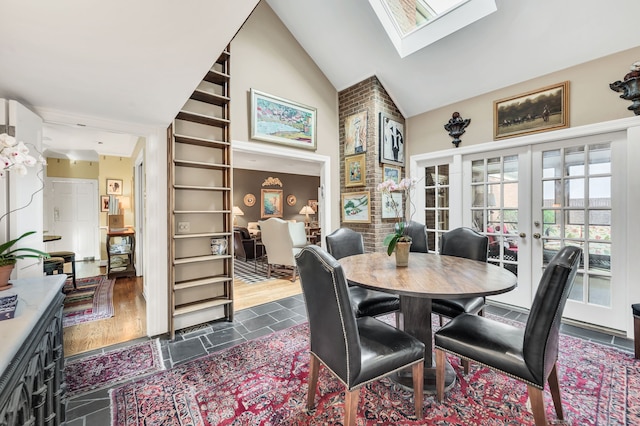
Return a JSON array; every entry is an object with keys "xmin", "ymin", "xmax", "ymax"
[
  {"xmin": 258, "ymin": 218, "xmax": 301, "ymax": 281},
  {"xmin": 435, "ymin": 246, "xmax": 581, "ymax": 426},
  {"xmin": 233, "ymin": 227, "xmax": 264, "ymax": 261},
  {"xmin": 247, "ymin": 222, "xmax": 261, "ymax": 238},
  {"xmin": 288, "ymin": 221, "xmax": 308, "ymax": 248},
  {"xmin": 295, "ymin": 245, "xmax": 425, "ymax": 425}
]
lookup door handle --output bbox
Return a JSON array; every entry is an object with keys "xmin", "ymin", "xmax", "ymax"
[
  {"xmin": 519, "ymin": 232, "xmax": 526, "ymax": 238},
  {"xmin": 533, "ymin": 233, "xmax": 541, "ymax": 239}
]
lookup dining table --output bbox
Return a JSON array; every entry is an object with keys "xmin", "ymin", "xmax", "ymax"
[{"xmin": 339, "ymin": 251, "xmax": 517, "ymax": 393}]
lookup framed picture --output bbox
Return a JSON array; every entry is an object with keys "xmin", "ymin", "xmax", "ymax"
[
  {"xmin": 379, "ymin": 112, "xmax": 405, "ymax": 166},
  {"xmin": 383, "ymin": 165, "xmax": 401, "ymax": 184},
  {"xmin": 261, "ymin": 189, "xmax": 283, "ymax": 218},
  {"xmin": 106, "ymin": 178, "xmax": 123, "ymax": 195},
  {"xmin": 250, "ymin": 88, "xmax": 317, "ymax": 150},
  {"xmin": 382, "ymin": 193, "xmax": 403, "ymax": 219},
  {"xmin": 345, "ymin": 153, "xmax": 366, "ymax": 187},
  {"xmin": 494, "ymin": 81, "xmax": 569, "ymax": 140},
  {"xmin": 344, "ymin": 111, "xmax": 367, "ymax": 156},
  {"xmin": 100, "ymin": 195, "xmax": 110, "ymax": 212},
  {"xmin": 308, "ymin": 199, "xmax": 318, "ymax": 212},
  {"xmin": 341, "ymin": 191, "xmax": 371, "ymax": 223}
]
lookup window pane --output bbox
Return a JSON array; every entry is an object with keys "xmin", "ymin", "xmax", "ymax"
[
  {"xmin": 503, "ymin": 183, "xmax": 518, "ymax": 208},
  {"xmin": 439, "ymin": 210, "xmax": 449, "ymax": 230},
  {"xmin": 472, "ymin": 185, "xmax": 484, "ymax": 207},
  {"xmin": 543, "ymin": 179, "xmax": 562, "ymax": 206},
  {"xmin": 439, "ymin": 187, "xmax": 449, "ymax": 208},
  {"xmin": 504, "ymin": 155, "xmax": 518, "ymax": 179},
  {"xmin": 487, "ymin": 157, "xmax": 501, "ymax": 181},
  {"xmin": 542, "ymin": 149, "xmax": 561, "ymax": 178},
  {"xmin": 542, "ymin": 210, "xmax": 560, "ymax": 236},
  {"xmin": 588, "ymin": 176, "xmax": 610, "ymax": 208},
  {"xmin": 565, "ymin": 178, "xmax": 584, "ymax": 207},
  {"xmin": 472, "ymin": 160, "xmax": 484, "ymax": 182},
  {"xmin": 569, "ymin": 272, "xmax": 584, "ymax": 301},
  {"xmin": 426, "ymin": 209, "xmax": 435, "ymax": 228},
  {"xmin": 588, "ymin": 275, "xmax": 611, "ymax": 306},
  {"xmin": 588, "ymin": 143, "xmax": 611, "ymax": 174},
  {"xmin": 589, "ymin": 210, "xmax": 610, "ymax": 238},
  {"xmin": 425, "ymin": 187, "xmax": 436, "ymax": 208},
  {"xmin": 589, "ymin": 242, "xmax": 611, "ymax": 273},
  {"xmin": 565, "ymin": 146, "xmax": 585, "ymax": 177}
]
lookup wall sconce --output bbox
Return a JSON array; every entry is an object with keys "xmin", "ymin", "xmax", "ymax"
[
  {"xmin": 444, "ymin": 112, "xmax": 471, "ymax": 148},
  {"xmin": 232, "ymin": 206, "xmax": 244, "ymax": 226},
  {"xmin": 610, "ymin": 61, "xmax": 640, "ymax": 115},
  {"xmin": 299, "ymin": 205, "xmax": 314, "ymax": 226}
]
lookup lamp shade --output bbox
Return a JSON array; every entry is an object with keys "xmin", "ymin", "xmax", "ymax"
[
  {"xmin": 117, "ymin": 196, "xmax": 131, "ymax": 211},
  {"xmin": 232, "ymin": 206, "xmax": 244, "ymax": 216},
  {"xmin": 299, "ymin": 205, "xmax": 314, "ymax": 215}
]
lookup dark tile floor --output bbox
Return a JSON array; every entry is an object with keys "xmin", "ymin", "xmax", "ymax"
[{"xmin": 63, "ymin": 296, "xmax": 634, "ymax": 425}]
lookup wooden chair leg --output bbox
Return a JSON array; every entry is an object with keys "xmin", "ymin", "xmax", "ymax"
[
  {"xmin": 412, "ymin": 362, "xmax": 424, "ymax": 419},
  {"xmin": 461, "ymin": 359, "xmax": 470, "ymax": 375},
  {"xmin": 395, "ymin": 311, "xmax": 403, "ymax": 329},
  {"xmin": 547, "ymin": 363, "xmax": 564, "ymax": 420},
  {"xmin": 344, "ymin": 388, "xmax": 360, "ymax": 426},
  {"xmin": 634, "ymin": 314, "xmax": 640, "ymax": 359},
  {"xmin": 435, "ymin": 349, "xmax": 446, "ymax": 402},
  {"xmin": 307, "ymin": 355, "xmax": 319, "ymax": 411},
  {"xmin": 527, "ymin": 385, "xmax": 548, "ymax": 426},
  {"xmin": 439, "ymin": 315, "xmax": 444, "ymax": 327}
]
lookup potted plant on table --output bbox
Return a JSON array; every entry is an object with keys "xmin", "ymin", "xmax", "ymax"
[
  {"xmin": 377, "ymin": 177, "xmax": 417, "ymax": 266},
  {"xmin": 0, "ymin": 231, "xmax": 50, "ymax": 290}
]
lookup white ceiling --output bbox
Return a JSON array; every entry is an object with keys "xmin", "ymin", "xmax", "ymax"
[{"xmin": 1, "ymin": 0, "xmax": 639, "ymax": 166}]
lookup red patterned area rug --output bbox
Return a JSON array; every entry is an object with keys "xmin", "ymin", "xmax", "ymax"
[
  {"xmin": 110, "ymin": 320, "xmax": 639, "ymax": 425},
  {"xmin": 63, "ymin": 275, "xmax": 115, "ymax": 327},
  {"xmin": 65, "ymin": 339, "xmax": 164, "ymax": 397}
]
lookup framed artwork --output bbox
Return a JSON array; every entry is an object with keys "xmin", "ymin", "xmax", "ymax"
[
  {"xmin": 250, "ymin": 88, "xmax": 317, "ymax": 150},
  {"xmin": 379, "ymin": 112, "xmax": 405, "ymax": 166},
  {"xmin": 345, "ymin": 153, "xmax": 365, "ymax": 187},
  {"xmin": 341, "ymin": 191, "xmax": 371, "ymax": 223},
  {"xmin": 100, "ymin": 195, "xmax": 110, "ymax": 212},
  {"xmin": 344, "ymin": 111, "xmax": 367, "ymax": 156},
  {"xmin": 261, "ymin": 189, "xmax": 283, "ymax": 218},
  {"xmin": 382, "ymin": 193, "xmax": 402, "ymax": 219},
  {"xmin": 494, "ymin": 81, "xmax": 569, "ymax": 140},
  {"xmin": 308, "ymin": 199, "xmax": 318, "ymax": 212},
  {"xmin": 383, "ymin": 165, "xmax": 401, "ymax": 184},
  {"xmin": 106, "ymin": 178, "xmax": 123, "ymax": 195},
  {"xmin": 286, "ymin": 194, "xmax": 297, "ymax": 206}
]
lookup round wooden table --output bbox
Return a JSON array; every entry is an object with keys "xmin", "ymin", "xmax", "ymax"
[{"xmin": 339, "ymin": 252, "xmax": 517, "ymax": 393}]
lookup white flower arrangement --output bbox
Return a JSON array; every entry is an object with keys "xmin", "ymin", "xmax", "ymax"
[{"xmin": 0, "ymin": 133, "xmax": 42, "ymax": 177}]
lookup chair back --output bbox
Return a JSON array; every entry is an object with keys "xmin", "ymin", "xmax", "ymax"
[
  {"xmin": 523, "ymin": 246, "xmax": 581, "ymax": 385},
  {"xmin": 404, "ymin": 221, "xmax": 429, "ymax": 253},
  {"xmin": 325, "ymin": 228, "xmax": 364, "ymax": 260},
  {"xmin": 440, "ymin": 227, "xmax": 488, "ymax": 261},
  {"xmin": 233, "ymin": 231, "xmax": 247, "ymax": 259},
  {"xmin": 295, "ymin": 245, "xmax": 361, "ymax": 384},
  {"xmin": 288, "ymin": 221, "xmax": 308, "ymax": 248},
  {"xmin": 258, "ymin": 218, "xmax": 297, "ymax": 267}
]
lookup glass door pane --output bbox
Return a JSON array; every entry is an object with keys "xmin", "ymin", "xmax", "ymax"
[{"xmin": 424, "ymin": 164, "xmax": 449, "ymax": 251}]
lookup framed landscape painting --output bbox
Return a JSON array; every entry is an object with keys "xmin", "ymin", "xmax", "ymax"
[
  {"xmin": 383, "ymin": 165, "xmax": 400, "ymax": 184},
  {"xmin": 341, "ymin": 191, "xmax": 370, "ymax": 223},
  {"xmin": 494, "ymin": 81, "xmax": 569, "ymax": 140},
  {"xmin": 345, "ymin": 154, "xmax": 365, "ymax": 187},
  {"xmin": 261, "ymin": 189, "xmax": 283, "ymax": 218},
  {"xmin": 250, "ymin": 88, "xmax": 317, "ymax": 150}
]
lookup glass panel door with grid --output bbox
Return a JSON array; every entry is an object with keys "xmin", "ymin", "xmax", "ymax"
[
  {"xmin": 532, "ymin": 137, "xmax": 625, "ymax": 331},
  {"xmin": 463, "ymin": 147, "xmax": 532, "ymax": 309},
  {"xmin": 424, "ymin": 164, "xmax": 450, "ymax": 252}
]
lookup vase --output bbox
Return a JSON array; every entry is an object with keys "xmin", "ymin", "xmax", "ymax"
[
  {"xmin": 395, "ymin": 241, "xmax": 411, "ymax": 267},
  {"xmin": 0, "ymin": 264, "xmax": 15, "ymax": 291}
]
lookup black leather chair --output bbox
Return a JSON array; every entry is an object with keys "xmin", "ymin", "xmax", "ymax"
[
  {"xmin": 403, "ymin": 220, "xmax": 429, "ymax": 253},
  {"xmin": 233, "ymin": 227, "xmax": 264, "ymax": 261},
  {"xmin": 295, "ymin": 245, "xmax": 425, "ymax": 425},
  {"xmin": 434, "ymin": 246, "xmax": 581, "ymax": 426},
  {"xmin": 433, "ymin": 227, "xmax": 488, "ymax": 322},
  {"xmin": 325, "ymin": 228, "xmax": 401, "ymax": 319}
]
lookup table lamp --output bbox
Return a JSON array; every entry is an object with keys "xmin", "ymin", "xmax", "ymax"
[
  {"xmin": 117, "ymin": 196, "xmax": 131, "ymax": 213},
  {"xmin": 299, "ymin": 205, "xmax": 314, "ymax": 226},
  {"xmin": 232, "ymin": 206, "xmax": 244, "ymax": 226}
]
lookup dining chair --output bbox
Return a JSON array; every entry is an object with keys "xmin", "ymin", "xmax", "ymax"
[
  {"xmin": 434, "ymin": 246, "xmax": 581, "ymax": 426},
  {"xmin": 403, "ymin": 220, "xmax": 429, "ymax": 253},
  {"xmin": 295, "ymin": 245, "xmax": 425, "ymax": 425},
  {"xmin": 325, "ymin": 228, "xmax": 401, "ymax": 320},
  {"xmin": 258, "ymin": 218, "xmax": 301, "ymax": 281}
]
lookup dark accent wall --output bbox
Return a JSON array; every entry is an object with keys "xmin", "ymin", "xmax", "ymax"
[
  {"xmin": 233, "ymin": 168, "xmax": 320, "ymax": 226},
  {"xmin": 338, "ymin": 76, "xmax": 405, "ymax": 252}
]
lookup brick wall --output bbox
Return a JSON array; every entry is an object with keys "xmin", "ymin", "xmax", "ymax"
[{"xmin": 338, "ymin": 76, "xmax": 405, "ymax": 252}]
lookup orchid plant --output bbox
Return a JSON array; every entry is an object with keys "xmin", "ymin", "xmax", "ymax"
[
  {"xmin": 0, "ymin": 133, "xmax": 40, "ymax": 177},
  {"xmin": 377, "ymin": 177, "xmax": 418, "ymax": 255}
]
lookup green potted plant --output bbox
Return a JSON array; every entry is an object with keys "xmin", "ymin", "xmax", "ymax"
[{"xmin": 0, "ymin": 231, "xmax": 50, "ymax": 290}]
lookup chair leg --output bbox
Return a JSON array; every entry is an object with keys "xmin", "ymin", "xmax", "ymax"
[
  {"xmin": 344, "ymin": 388, "xmax": 360, "ymax": 426},
  {"xmin": 634, "ymin": 314, "xmax": 640, "ymax": 359},
  {"xmin": 292, "ymin": 266, "xmax": 297, "ymax": 282},
  {"xmin": 547, "ymin": 363, "xmax": 564, "ymax": 420},
  {"xmin": 395, "ymin": 311, "xmax": 402, "ymax": 329},
  {"xmin": 267, "ymin": 264, "xmax": 272, "ymax": 278},
  {"xmin": 439, "ymin": 315, "xmax": 444, "ymax": 327},
  {"xmin": 307, "ymin": 354, "xmax": 319, "ymax": 411},
  {"xmin": 527, "ymin": 385, "xmax": 548, "ymax": 426},
  {"xmin": 461, "ymin": 359, "xmax": 470, "ymax": 375},
  {"xmin": 435, "ymin": 349, "xmax": 445, "ymax": 402},
  {"xmin": 412, "ymin": 362, "xmax": 424, "ymax": 419}
]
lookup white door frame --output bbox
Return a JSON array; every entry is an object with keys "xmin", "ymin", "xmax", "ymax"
[{"xmin": 134, "ymin": 149, "xmax": 144, "ymax": 283}]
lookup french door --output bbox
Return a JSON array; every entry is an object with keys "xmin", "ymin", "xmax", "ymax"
[
  {"xmin": 462, "ymin": 146, "xmax": 532, "ymax": 309},
  {"xmin": 531, "ymin": 133, "xmax": 626, "ymax": 331}
]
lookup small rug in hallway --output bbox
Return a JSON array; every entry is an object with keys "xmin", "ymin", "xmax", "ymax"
[
  {"xmin": 110, "ymin": 322, "xmax": 640, "ymax": 425},
  {"xmin": 234, "ymin": 259, "xmax": 291, "ymax": 284},
  {"xmin": 63, "ymin": 275, "xmax": 115, "ymax": 327},
  {"xmin": 65, "ymin": 339, "xmax": 164, "ymax": 397}
]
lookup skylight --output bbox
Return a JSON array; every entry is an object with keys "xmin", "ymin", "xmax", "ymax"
[{"xmin": 369, "ymin": 0, "xmax": 497, "ymax": 58}]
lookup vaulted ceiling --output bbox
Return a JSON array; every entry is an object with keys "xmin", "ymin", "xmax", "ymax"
[{"xmin": 1, "ymin": 0, "xmax": 638, "ymax": 160}]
